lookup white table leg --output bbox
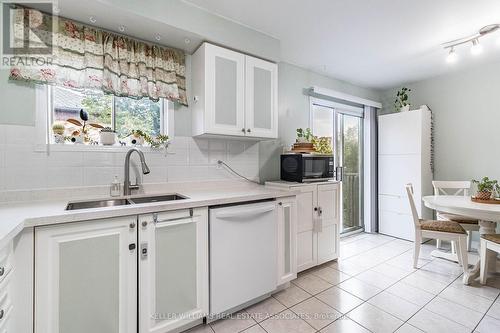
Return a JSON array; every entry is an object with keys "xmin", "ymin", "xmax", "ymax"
[{"xmin": 463, "ymin": 220, "xmax": 497, "ymax": 284}]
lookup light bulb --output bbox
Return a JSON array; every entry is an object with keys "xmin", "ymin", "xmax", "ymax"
[
  {"xmin": 446, "ymin": 48, "xmax": 458, "ymax": 64},
  {"xmin": 471, "ymin": 39, "xmax": 483, "ymax": 55}
]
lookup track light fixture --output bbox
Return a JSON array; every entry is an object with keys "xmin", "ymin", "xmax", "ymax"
[{"xmin": 443, "ymin": 24, "xmax": 499, "ymax": 63}]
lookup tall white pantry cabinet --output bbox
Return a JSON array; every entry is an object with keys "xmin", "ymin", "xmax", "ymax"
[{"xmin": 378, "ymin": 106, "xmax": 433, "ymax": 241}]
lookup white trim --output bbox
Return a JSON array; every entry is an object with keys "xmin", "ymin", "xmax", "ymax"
[
  {"xmin": 310, "ymin": 97, "xmax": 364, "ymax": 117},
  {"xmin": 310, "ymin": 86, "xmax": 382, "ymax": 109},
  {"xmin": 363, "ymin": 105, "xmax": 375, "ymax": 233}
]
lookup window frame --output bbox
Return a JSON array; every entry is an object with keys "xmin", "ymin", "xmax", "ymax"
[{"xmin": 37, "ymin": 85, "xmax": 174, "ymax": 151}]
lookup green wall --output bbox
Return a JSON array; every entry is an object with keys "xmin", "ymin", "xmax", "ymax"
[{"xmin": 0, "ymin": 70, "xmax": 37, "ymax": 126}]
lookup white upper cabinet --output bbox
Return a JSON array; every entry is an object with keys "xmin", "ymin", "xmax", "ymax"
[
  {"xmin": 192, "ymin": 43, "xmax": 278, "ymax": 139},
  {"xmin": 245, "ymin": 56, "xmax": 278, "ymax": 138}
]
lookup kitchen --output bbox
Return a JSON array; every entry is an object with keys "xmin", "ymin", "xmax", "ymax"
[{"xmin": 1, "ymin": 1, "xmax": 500, "ymax": 333}]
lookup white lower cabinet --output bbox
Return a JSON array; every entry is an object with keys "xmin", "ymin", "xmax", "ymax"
[
  {"xmin": 139, "ymin": 208, "xmax": 209, "ymax": 333},
  {"xmin": 276, "ymin": 197, "xmax": 297, "ymax": 285},
  {"xmin": 35, "ymin": 217, "xmax": 137, "ymax": 333},
  {"xmin": 34, "ymin": 209, "xmax": 209, "ymax": 333},
  {"xmin": 266, "ymin": 181, "xmax": 340, "ymax": 272}
]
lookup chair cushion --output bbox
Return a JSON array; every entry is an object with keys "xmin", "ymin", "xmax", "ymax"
[
  {"xmin": 481, "ymin": 234, "xmax": 500, "ymax": 244},
  {"xmin": 438, "ymin": 213, "xmax": 479, "ymax": 225},
  {"xmin": 420, "ymin": 220, "xmax": 466, "ymax": 234}
]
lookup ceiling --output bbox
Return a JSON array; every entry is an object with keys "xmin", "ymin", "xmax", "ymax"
[{"xmin": 183, "ymin": 0, "xmax": 500, "ymax": 89}]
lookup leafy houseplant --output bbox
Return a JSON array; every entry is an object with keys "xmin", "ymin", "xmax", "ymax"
[
  {"xmin": 296, "ymin": 128, "xmax": 313, "ymax": 143},
  {"xmin": 394, "ymin": 87, "xmax": 411, "ymax": 112},
  {"xmin": 472, "ymin": 177, "xmax": 498, "ymax": 200},
  {"xmin": 312, "ymin": 136, "xmax": 333, "ymax": 155}
]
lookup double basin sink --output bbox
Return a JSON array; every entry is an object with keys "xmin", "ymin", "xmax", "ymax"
[{"xmin": 66, "ymin": 194, "xmax": 188, "ymax": 211}]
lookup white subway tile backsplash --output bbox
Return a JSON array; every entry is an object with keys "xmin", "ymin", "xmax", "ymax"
[{"xmin": 0, "ymin": 134, "xmax": 261, "ymax": 198}]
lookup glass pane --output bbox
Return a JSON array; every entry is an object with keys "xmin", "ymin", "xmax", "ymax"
[
  {"xmin": 53, "ymin": 87, "xmax": 112, "ymax": 142},
  {"xmin": 338, "ymin": 113, "xmax": 363, "ymax": 232},
  {"xmin": 59, "ymin": 234, "xmax": 119, "ymax": 333},
  {"xmin": 253, "ymin": 67, "xmax": 271, "ymax": 129},
  {"xmin": 284, "ymin": 206, "xmax": 291, "ymax": 274},
  {"xmin": 215, "ymin": 56, "xmax": 237, "ymax": 126},
  {"xmin": 311, "ymin": 104, "xmax": 334, "ymax": 138},
  {"xmin": 114, "ymin": 97, "xmax": 161, "ymax": 139},
  {"xmin": 155, "ymin": 222, "xmax": 197, "ymax": 318}
]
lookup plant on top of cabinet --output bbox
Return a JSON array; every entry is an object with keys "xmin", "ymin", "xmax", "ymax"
[
  {"xmin": 312, "ymin": 136, "xmax": 333, "ymax": 155},
  {"xmin": 472, "ymin": 177, "xmax": 498, "ymax": 200},
  {"xmin": 296, "ymin": 128, "xmax": 313, "ymax": 143},
  {"xmin": 394, "ymin": 87, "xmax": 411, "ymax": 112}
]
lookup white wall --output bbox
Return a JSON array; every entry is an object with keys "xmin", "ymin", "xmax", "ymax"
[{"xmin": 380, "ymin": 60, "xmax": 500, "ymax": 182}]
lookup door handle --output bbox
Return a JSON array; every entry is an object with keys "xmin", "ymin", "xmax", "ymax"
[
  {"xmin": 215, "ymin": 204, "xmax": 276, "ymax": 219},
  {"xmin": 140, "ymin": 243, "xmax": 148, "ymax": 259},
  {"xmin": 335, "ymin": 166, "xmax": 343, "ymax": 181}
]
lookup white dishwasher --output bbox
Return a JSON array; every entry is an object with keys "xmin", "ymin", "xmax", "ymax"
[{"xmin": 209, "ymin": 200, "xmax": 277, "ymax": 316}]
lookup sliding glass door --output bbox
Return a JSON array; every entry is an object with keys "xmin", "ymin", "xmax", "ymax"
[{"xmin": 311, "ymin": 100, "xmax": 364, "ymax": 233}]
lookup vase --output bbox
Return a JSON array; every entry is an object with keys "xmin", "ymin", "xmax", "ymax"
[
  {"xmin": 476, "ymin": 191, "xmax": 492, "ymax": 200},
  {"xmin": 100, "ymin": 132, "xmax": 116, "ymax": 146},
  {"xmin": 400, "ymin": 105, "xmax": 410, "ymax": 112}
]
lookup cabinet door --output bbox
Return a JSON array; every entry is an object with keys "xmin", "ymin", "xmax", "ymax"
[
  {"xmin": 277, "ymin": 197, "xmax": 297, "ymax": 285},
  {"xmin": 316, "ymin": 184, "xmax": 340, "ymax": 263},
  {"xmin": 293, "ymin": 185, "xmax": 318, "ymax": 272},
  {"xmin": 205, "ymin": 44, "xmax": 246, "ymax": 136},
  {"xmin": 139, "ymin": 208, "xmax": 208, "ymax": 333},
  {"xmin": 35, "ymin": 217, "xmax": 137, "ymax": 333},
  {"xmin": 245, "ymin": 56, "xmax": 278, "ymax": 138}
]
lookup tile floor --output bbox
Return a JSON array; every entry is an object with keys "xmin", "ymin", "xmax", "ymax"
[{"xmin": 188, "ymin": 233, "xmax": 500, "ymax": 333}]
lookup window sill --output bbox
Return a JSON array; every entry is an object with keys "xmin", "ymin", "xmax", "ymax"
[{"xmin": 35, "ymin": 143, "xmax": 173, "ymax": 154}]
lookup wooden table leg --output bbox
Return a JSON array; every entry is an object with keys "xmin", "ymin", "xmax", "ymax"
[{"xmin": 463, "ymin": 220, "xmax": 497, "ymax": 284}]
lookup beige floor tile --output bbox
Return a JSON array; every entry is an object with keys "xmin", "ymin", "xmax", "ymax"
[
  {"xmin": 315, "ymin": 286, "xmax": 364, "ymax": 314},
  {"xmin": 338, "ymin": 278, "xmax": 382, "ymax": 300},
  {"xmin": 185, "ymin": 324, "xmax": 214, "ymax": 333},
  {"xmin": 347, "ymin": 302, "xmax": 403, "ymax": 333},
  {"xmin": 260, "ymin": 310, "xmax": 315, "ymax": 333},
  {"xmin": 292, "ymin": 273, "xmax": 333, "ymax": 295},
  {"xmin": 245, "ymin": 297, "xmax": 286, "ymax": 322},
  {"xmin": 329, "ymin": 259, "xmax": 371, "ymax": 276},
  {"xmin": 370, "ymin": 262, "xmax": 414, "ymax": 280},
  {"xmin": 386, "ymin": 281, "xmax": 434, "ymax": 306},
  {"xmin": 408, "ymin": 309, "xmax": 469, "ymax": 333},
  {"xmin": 290, "ymin": 297, "xmax": 342, "ymax": 330},
  {"xmin": 311, "ymin": 266, "xmax": 351, "ymax": 285},
  {"xmin": 412, "ymin": 267, "xmax": 457, "ymax": 284},
  {"xmin": 210, "ymin": 311, "xmax": 256, "ymax": 333},
  {"xmin": 425, "ymin": 296, "xmax": 483, "ymax": 329},
  {"xmin": 423, "ymin": 260, "xmax": 464, "ymax": 277},
  {"xmin": 395, "ymin": 323, "xmax": 424, "ymax": 333},
  {"xmin": 241, "ymin": 325, "xmax": 266, "ymax": 333},
  {"xmin": 368, "ymin": 291, "xmax": 420, "ymax": 321},
  {"xmin": 450, "ymin": 279, "xmax": 500, "ymax": 301},
  {"xmin": 440, "ymin": 285, "xmax": 494, "ymax": 313},
  {"xmin": 272, "ymin": 285, "xmax": 311, "ymax": 308},
  {"xmin": 487, "ymin": 301, "xmax": 500, "ymax": 320},
  {"xmin": 356, "ymin": 269, "xmax": 399, "ymax": 289},
  {"xmin": 401, "ymin": 271, "xmax": 449, "ymax": 294},
  {"xmin": 320, "ymin": 318, "xmax": 370, "ymax": 332},
  {"xmin": 475, "ymin": 315, "xmax": 500, "ymax": 333}
]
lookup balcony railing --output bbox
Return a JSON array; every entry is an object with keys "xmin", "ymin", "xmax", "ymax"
[{"xmin": 343, "ymin": 173, "xmax": 361, "ymax": 230}]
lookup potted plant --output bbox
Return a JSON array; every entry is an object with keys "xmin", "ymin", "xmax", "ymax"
[
  {"xmin": 394, "ymin": 87, "xmax": 411, "ymax": 112},
  {"xmin": 52, "ymin": 122, "xmax": 66, "ymax": 144},
  {"xmin": 99, "ymin": 127, "xmax": 116, "ymax": 146},
  {"xmin": 296, "ymin": 128, "xmax": 313, "ymax": 143},
  {"xmin": 312, "ymin": 136, "xmax": 333, "ymax": 155},
  {"xmin": 472, "ymin": 177, "xmax": 498, "ymax": 200},
  {"xmin": 129, "ymin": 130, "xmax": 146, "ymax": 145}
]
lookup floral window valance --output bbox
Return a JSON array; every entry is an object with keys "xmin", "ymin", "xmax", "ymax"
[{"xmin": 9, "ymin": 8, "xmax": 188, "ymax": 106}]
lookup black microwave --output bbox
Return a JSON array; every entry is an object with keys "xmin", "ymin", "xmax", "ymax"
[{"xmin": 280, "ymin": 154, "xmax": 336, "ymax": 183}]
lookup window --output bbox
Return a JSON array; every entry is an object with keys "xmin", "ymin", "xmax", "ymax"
[{"xmin": 50, "ymin": 86, "xmax": 168, "ymax": 145}]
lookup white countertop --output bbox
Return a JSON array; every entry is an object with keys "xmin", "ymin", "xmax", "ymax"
[{"xmin": 0, "ymin": 182, "xmax": 297, "ymax": 248}]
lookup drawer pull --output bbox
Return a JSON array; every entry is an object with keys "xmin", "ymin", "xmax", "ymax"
[
  {"xmin": 0, "ymin": 309, "xmax": 4, "ymax": 319},
  {"xmin": 0, "ymin": 267, "xmax": 4, "ymax": 277}
]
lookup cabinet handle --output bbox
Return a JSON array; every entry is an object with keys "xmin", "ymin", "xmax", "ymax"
[
  {"xmin": 318, "ymin": 207, "xmax": 323, "ymax": 216},
  {"xmin": 278, "ymin": 202, "xmax": 282, "ymax": 206},
  {"xmin": 0, "ymin": 309, "xmax": 4, "ymax": 320},
  {"xmin": 0, "ymin": 267, "xmax": 4, "ymax": 277},
  {"xmin": 241, "ymin": 128, "xmax": 245, "ymax": 133},
  {"xmin": 314, "ymin": 207, "xmax": 318, "ymax": 212},
  {"xmin": 142, "ymin": 221, "xmax": 148, "ymax": 227},
  {"xmin": 141, "ymin": 243, "xmax": 148, "ymax": 259},
  {"xmin": 247, "ymin": 128, "xmax": 251, "ymax": 133},
  {"xmin": 129, "ymin": 222, "xmax": 136, "ymax": 229},
  {"xmin": 128, "ymin": 243, "xmax": 136, "ymax": 251}
]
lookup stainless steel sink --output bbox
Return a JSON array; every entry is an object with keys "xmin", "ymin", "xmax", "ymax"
[
  {"xmin": 66, "ymin": 198, "xmax": 131, "ymax": 210},
  {"xmin": 128, "ymin": 194, "xmax": 188, "ymax": 204},
  {"xmin": 66, "ymin": 194, "xmax": 188, "ymax": 210}
]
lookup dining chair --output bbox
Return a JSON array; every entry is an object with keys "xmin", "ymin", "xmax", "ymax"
[
  {"xmin": 432, "ymin": 181, "xmax": 479, "ymax": 251},
  {"xmin": 479, "ymin": 234, "xmax": 500, "ymax": 284},
  {"xmin": 406, "ymin": 184, "xmax": 469, "ymax": 271}
]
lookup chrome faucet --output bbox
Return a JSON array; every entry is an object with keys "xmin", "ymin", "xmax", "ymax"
[{"xmin": 124, "ymin": 148, "xmax": 150, "ymax": 195}]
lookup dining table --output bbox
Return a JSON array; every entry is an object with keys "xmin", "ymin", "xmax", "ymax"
[{"xmin": 422, "ymin": 195, "xmax": 500, "ymax": 284}]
